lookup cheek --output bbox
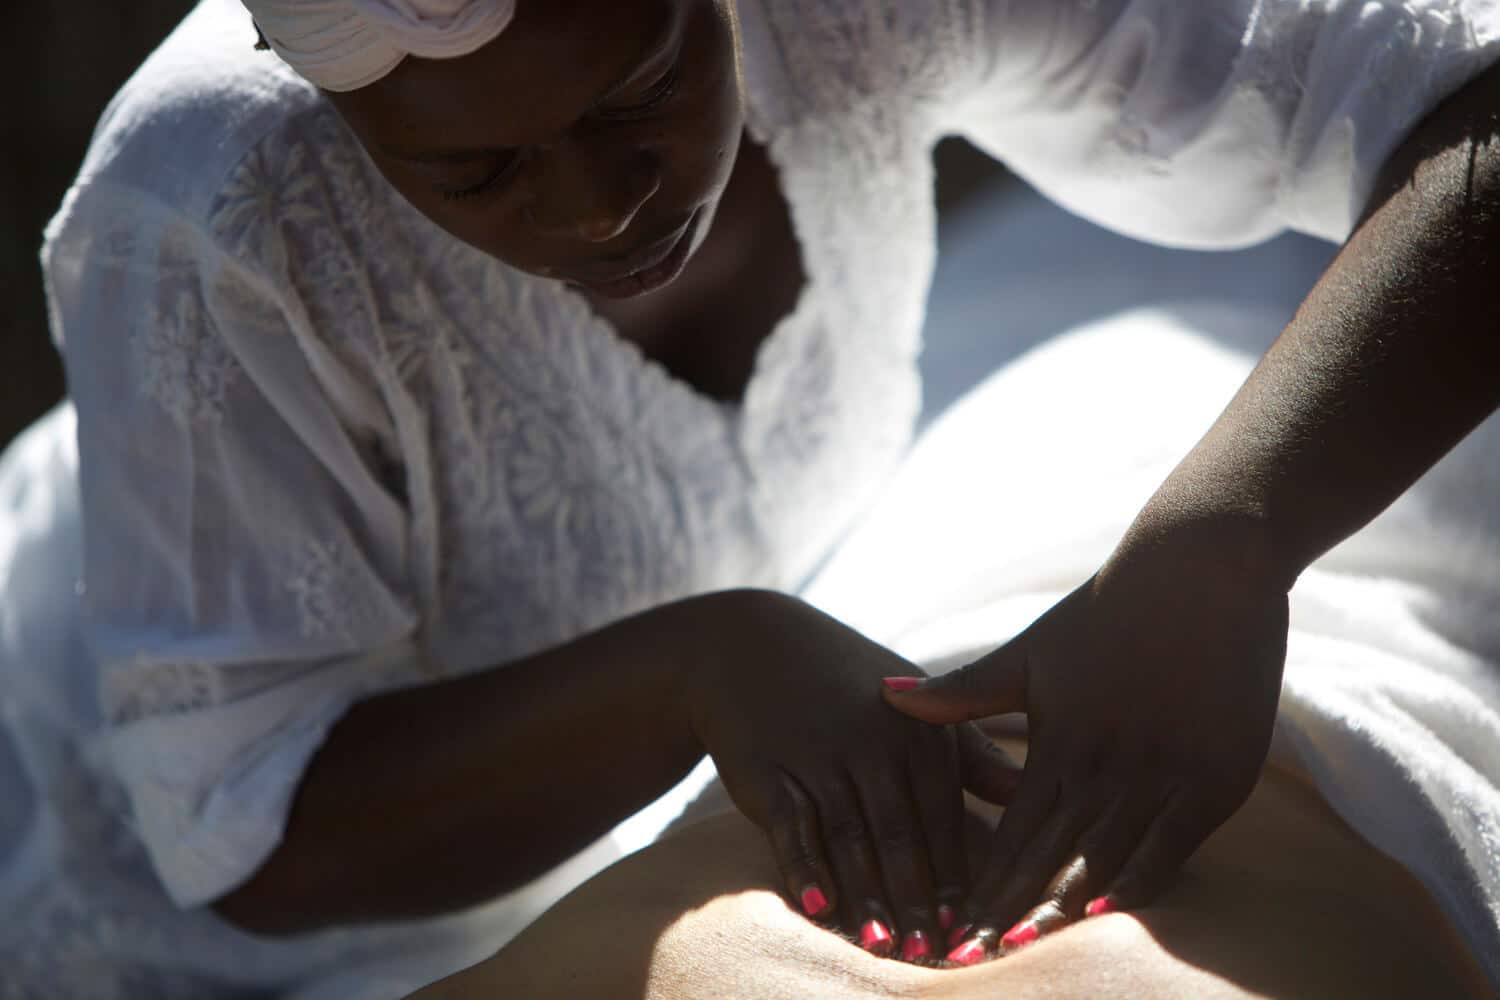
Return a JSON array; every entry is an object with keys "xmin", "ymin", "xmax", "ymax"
[
  {"xmin": 360, "ymin": 157, "xmax": 515, "ymax": 257},
  {"xmin": 397, "ymin": 181, "xmax": 548, "ymax": 270},
  {"xmin": 666, "ymin": 23, "xmax": 747, "ymax": 196}
]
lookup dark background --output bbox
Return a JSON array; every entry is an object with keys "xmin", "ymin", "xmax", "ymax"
[
  {"xmin": 0, "ymin": 4, "xmax": 1007, "ymax": 451},
  {"xmin": 3, "ymin": 2, "xmax": 198, "ymax": 449}
]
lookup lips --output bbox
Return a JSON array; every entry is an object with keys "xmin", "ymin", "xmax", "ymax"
[
  {"xmin": 571, "ymin": 210, "xmax": 701, "ymax": 299},
  {"xmin": 573, "ymin": 212, "xmax": 696, "ymax": 287}
]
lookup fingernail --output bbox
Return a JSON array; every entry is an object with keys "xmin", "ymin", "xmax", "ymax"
[
  {"xmin": 900, "ymin": 930, "xmax": 931, "ymax": 961},
  {"xmin": 881, "ymin": 676, "xmax": 924, "ymax": 693},
  {"xmin": 946, "ymin": 936, "xmax": 989, "ymax": 966},
  {"xmin": 937, "ymin": 904, "xmax": 956, "ymax": 930},
  {"xmin": 1084, "ymin": 896, "xmax": 1114, "ymax": 918},
  {"xmin": 1000, "ymin": 921, "xmax": 1039, "ymax": 951},
  {"xmin": 800, "ymin": 885, "xmax": 828, "ymax": 917},
  {"xmin": 860, "ymin": 920, "xmax": 895, "ymax": 956},
  {"xmin": 947, "ymin": 922, "xmax": 973, "ymax": 949}
]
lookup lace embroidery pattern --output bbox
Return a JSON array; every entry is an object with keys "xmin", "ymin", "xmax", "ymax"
[
  {"xmin": 133, "ymin": 287, "xmax": 241, "ymax": 426},
  {"xmin": 100, "ymin": 658, "xmax": 328, "ymax": 727},
  {"xmin": 101, "ymin": 662, "xmax": 218, "ymax": 728},
  {"xmin": 114, "ymin": 222, "xmax": 247, "ymax": 427},
  {"xmin": 286, "ymin": 537, "xmax": 398, "ymax": 643},
  {"xmin": 213, "ymin": 129, "xmax": 325, "ymax": 276}
]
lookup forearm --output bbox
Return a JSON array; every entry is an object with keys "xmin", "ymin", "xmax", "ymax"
[
  {"xmin": 213, "ymin": 590, "xmax": 754, "ymax": 935},
  {"xmin": 1141, "ymin": 61, "xmax": 1500, "ymax": 580}
]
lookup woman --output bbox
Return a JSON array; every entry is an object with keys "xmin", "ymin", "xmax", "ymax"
[{"xmin": 3, "ymin": 0, "xmax": 1498, "ymax": 995}]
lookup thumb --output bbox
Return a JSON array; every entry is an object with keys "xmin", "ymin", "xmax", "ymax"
[{"xmin": 881, "ymin": 642, "xmax": 1028, "ymax": 724}]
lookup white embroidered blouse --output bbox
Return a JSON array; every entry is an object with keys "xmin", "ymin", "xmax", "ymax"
[{"xmin": 10, "ymin": 0, "xmax": 1499, "ymax": 993}]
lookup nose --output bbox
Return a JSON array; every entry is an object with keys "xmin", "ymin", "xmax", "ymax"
[{"xmin": 527, "ymin": 145, "xmax": 662, "ymax": 244}]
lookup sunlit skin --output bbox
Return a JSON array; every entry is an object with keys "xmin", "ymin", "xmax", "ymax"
[{"xmin": 329, "ymin": 0, "xmax": 744, "ymax": 300}]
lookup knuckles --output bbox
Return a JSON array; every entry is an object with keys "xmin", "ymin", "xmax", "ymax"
[{"xmin": 822, "ymin": 811, "xmax": 876, "ymax": 848}]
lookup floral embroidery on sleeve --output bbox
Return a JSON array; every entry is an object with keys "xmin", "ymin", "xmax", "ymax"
[{"xmin": 133, "ymin": 284, "xmax": 241, "ymax": 426}]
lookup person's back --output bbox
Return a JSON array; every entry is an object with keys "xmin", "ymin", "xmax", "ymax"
[{"xmin": 418, "ymin": 754, "xmax": 1492, "ymax": 999}]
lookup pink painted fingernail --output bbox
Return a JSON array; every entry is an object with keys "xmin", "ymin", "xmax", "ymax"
[
  {"xmin": 947, "ymin": 922, "xmax": 973, "ymax": 949},
  {"xmin": 1085, "ymin": 896, "xmax": 1114, "ymax": 918},
  {"xmin": 860, "ymin": 920, "xmax": 895, "ymax": 956},
  {"xmin": 800, "ymin": 885, "xmax": 828, "ymax": 917},
  {"xmin": 1001, "ymin": 921, "xmax": 1040, "ymax": 951},
  {"xmin": 881, "ymin": 676, "xmax": 923, "ymax": 692},
  {"xmin": 900, "ymin": 930, "xmax": 931, "ymax": 961},
  {"xmin": 946, "ymin": 937, "xmax": 989, "ymax": 966},
  {"xmin": 937, "ymin": 904, "xmax": 956, "ymax": 930}
]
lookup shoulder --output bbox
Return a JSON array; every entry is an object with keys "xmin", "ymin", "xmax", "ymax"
[
  {"xmin": 61, "ymin": 0, "xmax": 326, "ymax": 232},
  {"xmin": 48, "ymin": 0, "xmax": 403, "ymax": 302}
]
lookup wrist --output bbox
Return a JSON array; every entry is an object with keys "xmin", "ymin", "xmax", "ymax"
[
  {"xmin": 666, "ymin": 588, "xmax": 791, "ymax": 745},
  {"xmin": 1117, "ymin": 491, "xmax": 1297, "ymax": 598}
]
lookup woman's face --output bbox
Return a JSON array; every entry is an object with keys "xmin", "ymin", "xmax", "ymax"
[{"xmin": 330, "ymin": 0, "xmax": 744, "ymax": 299}]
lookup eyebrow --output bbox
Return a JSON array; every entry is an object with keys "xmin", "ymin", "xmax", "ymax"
[{"xmin": 382, "ymin": 3, "xmax": 682, "ymax": 167}]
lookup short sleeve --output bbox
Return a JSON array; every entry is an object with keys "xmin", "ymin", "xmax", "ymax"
[
  {"xmin": 45, "ymin": 181, "xmax": 425, "ymax": 907},
  {"xmin": 947, "ymin": 0, "xmax": 1500, "ymax": 247}
]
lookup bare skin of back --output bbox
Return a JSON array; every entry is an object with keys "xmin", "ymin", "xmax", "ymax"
[{"xmin": 415, "ymin": 742, "xmax": 1492, "ymax": 1000}]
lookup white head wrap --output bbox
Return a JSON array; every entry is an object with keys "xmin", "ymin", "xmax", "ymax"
[{"xmin": 244, "ymin": 0, "xmax": 517, "ymax": 91}]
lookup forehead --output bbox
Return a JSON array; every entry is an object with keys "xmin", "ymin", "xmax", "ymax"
[{"xmin": 336, "ymin": 0, "xmax": 678, "ymax": 151}]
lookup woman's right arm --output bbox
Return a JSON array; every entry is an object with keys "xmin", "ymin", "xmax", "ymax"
[
  {"xmin": 211, "ymin": 589, "xmax": 743, "ymax": 936},
  {"xmin": 213, "ymin": 585, "xmax": 1009, "ymax": 954},
  {"xmin": 56, "ymin": 192, "xmax": 991, "ymax": 947}
]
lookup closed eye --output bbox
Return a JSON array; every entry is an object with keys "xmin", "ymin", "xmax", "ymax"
[
  {"xmin": 432, "ymin": 41, "xmax": 682, "ymax": 202},
  {"xmin": 438, "ymin": 152, "xmax": 523, "ymax": 203},
  {"xmin": 597, "ymin": 53, "xmax": 683, "ymax": 121}
]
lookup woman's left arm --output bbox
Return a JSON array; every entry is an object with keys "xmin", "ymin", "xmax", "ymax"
[
  {"xmin": 1169, "ymin": 58, "xmax": 1500, "ymax": 577},
  {"xmin": 884, "ymin": 59, "xmax": 1500, "ymax": 959}
]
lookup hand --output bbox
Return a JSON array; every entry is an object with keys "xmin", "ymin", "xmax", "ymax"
[
  {"xmin": 882, "ymin": 518, "xmax": 1288, "ymax": 964},
  {"xmin": 685, "ymin": 590, "xmax": 1020, "ymax": 962}
]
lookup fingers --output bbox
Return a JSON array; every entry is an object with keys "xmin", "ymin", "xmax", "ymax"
[
  {"xmin": 1052, "ymin": 791, "xmax": 1158, "ymax": 918},
  {"xmin": 942, "ymin": 759, "xmax": 1060, "ymax": 955},
  {"xmin": 957, "ymin": 723, "xmax": 1023, "ymax": 805},
  {"xmin": 908, "ymin": 732, "xmax": 971, "ymax": 957},
  {"xmin": 966, "ymin": 797, "xmax": 1099, "ymax": 949},
  {"xmin": 767, "ymin": 763, "xmax": 952, "ymax": 963},
  {"xmin": 982, "ymin": 790, "xmax": 1157, "ymax": 957},
  {"xmin": 882, "ymin": 641, "xmax": 1027, "ymax": 725},
  {"xmin": 817, "ymin": 775, "xmax": 903, "ymax": 955},
  {"xmin": 765, "ymin": 727, "xmax": 994, "ymax": 964},
  {"xmin": 1103, "ymin": 790, "xmax": 1218, "ymax": 910},
  {"xmin": 947, "ymin": 786, "xmax": 1207, "ymax": 967},
  {"xmin": 765, "ymin": 770, "xmax": 838, "ymax": 922},
  {"xmin": 851, "ymin": 762, "xmax": 944, "ymax": 961}
]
